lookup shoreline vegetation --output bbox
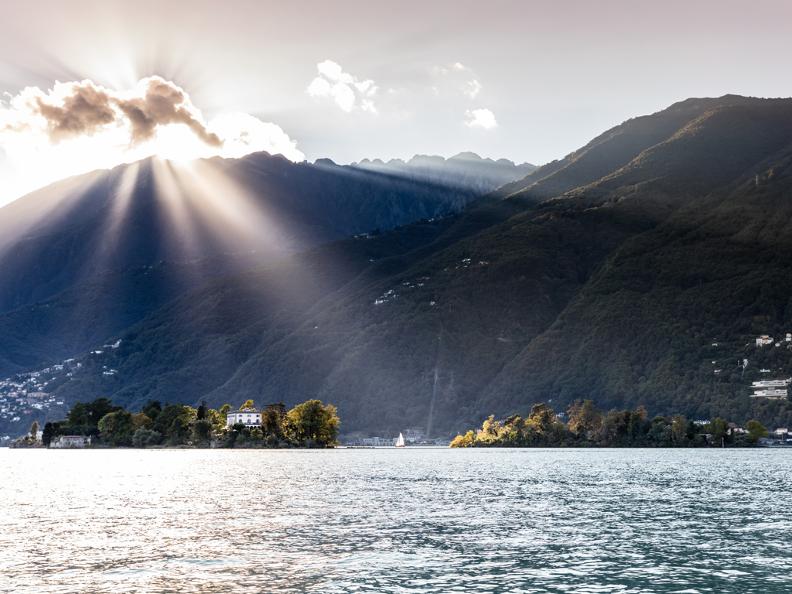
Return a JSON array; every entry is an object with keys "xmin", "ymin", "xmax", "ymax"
[
  {"xmin": 10, "ymin": 398, "xmax": 340, "ymax": 449},
  {"xmin": 450, "ymin": 401, "xmax": 769, "ymax": 448}
]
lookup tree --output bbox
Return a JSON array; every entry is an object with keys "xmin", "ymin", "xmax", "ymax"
[
  {"xmin": 671, "ymin": 415, "xmax": 688, "ymax": 445},
  {"xmin": 153, "ymin": 405, "xmax": 197, "ymax": 445},
  {"xmin": 261, "ymin": 403, "xmax": 287, "ymax": 441},
  {"xmin": 239, "ymin": 399, "xmax": 255, "ymax": 411},
  {"xmin": 285, "ymin": 399, "xmax": 340, "ymax": 446},
  {"xmin": 197, "ymin": 401, "xmax": 208, "ymax": 420},
  {"xmin": 42, "ymin": 422, "xmax": 58, "ymax": 447},
  {"xmin": 192, "ymin": 419, "xmax": 213, "ymax": 444},
  {"xmin": 745, "ymin": 419, "xmax": 768, "ymax": 444},
  {"xmin": 98, "ymin": 411, "xmax": 136, "ymax": 446},
  {"xmin": 29, "ymin": 420, "xmax": 39, "ymax": 441},
  {"xmin": 450, "ymin": 430, "xmax": 475, "ymax": 448},
  {"xmin": 142, "ymin": 400, "xmax": 162, "ymax": 421},
  {"xmin": 67, "ymin": 398, "xmax": 121, "ymax": 434},
  {"xmin": 206, "ymin": 408, "xmax": 227, "ymax": 434},
  {"xmin": 132, "ymin": 428, "xmax": 162, "ymax": 447},
  {"xmin": 709, "ymin": 418, "xmax": 729, "ymax": 447},
  {"xmin": 219, "ymin": 404, "xmax": 231, "ymax": 416},
  {"xmin": 131, "ymin": 412, "xmax": 152, "ymax": 430},
  {"xmin": 567, "ymin": 400, "xmax": 602, "ymax": 440}
]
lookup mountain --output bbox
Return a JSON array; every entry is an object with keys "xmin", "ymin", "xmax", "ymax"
[
  {"xmin": 7, "ymin": 95, "xmax": 792, "ymax": 439},
  {"xmin": 351, "ymin": 152, "xmax": 536, "ymax": 195},
  {"xmin": 0, "ymin": 152, "xmax": 502, "ymax": 376}
]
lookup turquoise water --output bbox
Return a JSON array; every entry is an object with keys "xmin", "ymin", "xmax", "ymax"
[{"xmin": 1, "ymin": 448, "xmax": 791, "ymax": 593}]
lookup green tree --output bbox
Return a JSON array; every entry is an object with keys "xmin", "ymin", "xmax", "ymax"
[
  {"xmin": 132, "ymin": 428, "xmax": 162, "ymax": 447},
  {"xmin": 261, "ymin": 403, "xmax": 287, "ymax": 441},
  {"xmin": 142, "ymin": 400, "xmax": 162, "ymax": 421},
  {"xmin": 67, "ymin": 398, "xmax": 120, "ymax": 434},
  {"xmin": 29, "ymin": 420, "xmax": 39, "ymax": 440},
  {"xmin": 197, "ymin": 401, "xmax": 208, "ymax": 420},
  {"xmin": 567, "ymin": 400, "xmax": 602, "ymax": 440},
  {"xmin": 98, "ymin": 411, "xmax": 136, "ymax": 446},
  {"xmin": 219, "ymin": 404, "xmax": 231, "ymax": 416},
  {"xmin": 192, "ymin": 419, "xmax": 213, "ymax": 445},
  {"xmin": 206, "ymin": 408, "xmax": 227, "ymax": 434},
  {"xmin": 709, "ymin": 417, "xmax": 729, "ymax": 447},
  {"xmin": 239, "ymin": 399, "xmax": 255, "ymax": 411},
  {"xmin": 285, "ymin": 399, "xmax": 340, "ymax": 447},
  {"xmin": 153, "ymin": 405, "xmax": 197, "ymax": 445},
  {"xmin": 671, "ymin": 415, "xmax": 688, "ymax": 445},
  {"xmin": 745, "ymin": 419, "xmax": 768, "ymax": 444},
  {"xmin": 42, "ymin": 422, "xmax": 60, "ymax": 447}
]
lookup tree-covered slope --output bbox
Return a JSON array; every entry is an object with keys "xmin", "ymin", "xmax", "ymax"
[
  {"xmin": 0, "ymin": 152, "xmax": 496, "ymax": 375},
  {"xmin": 9, "ymin": 95, "xmax": 792, "ymax": 438}
]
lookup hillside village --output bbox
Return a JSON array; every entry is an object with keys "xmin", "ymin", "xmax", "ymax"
[{"xmin": 0, "ymin": 341, "xmax": 122, "ymax": 443}]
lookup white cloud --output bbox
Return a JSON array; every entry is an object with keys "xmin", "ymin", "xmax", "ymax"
[
  {"xmin": 307, "ymin": 60, "xmax": 378, "ymax": 113},
  {"xmin": 464, "ymin": 79, "xmax": 482, "ymax": 99},
  {"xmin": 434, "ymin": 62, "xmax": 484, "ymax": 101},
  {"xmin": 465, "ymin": 108, "xmax": 498, "ymax": 130},
  {"xmin": 0, "ymin": 76, "xmax": 304, "ymax": 204}
]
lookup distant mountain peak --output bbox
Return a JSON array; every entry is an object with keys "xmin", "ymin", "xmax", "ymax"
[
  {"xmin": 350, "ymin": 152, "xmax": 538, "ymax": 195},
  {"xmin": 449, "ymin": 151, "xmax": 484, "ymax": 161}
]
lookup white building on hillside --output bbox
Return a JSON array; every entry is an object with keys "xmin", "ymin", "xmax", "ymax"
[
  {"xmin": 750, "ymin": 378, "xmax": 791, "ymax": 400},
  {"xmin": 226, "ymin": 409, "xmax": 262, "ymax": 428}
]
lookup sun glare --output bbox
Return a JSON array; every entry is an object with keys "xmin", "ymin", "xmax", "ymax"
[{"xmin": 0, "ymin": 77, "xmax": 305, "ymax": 206}]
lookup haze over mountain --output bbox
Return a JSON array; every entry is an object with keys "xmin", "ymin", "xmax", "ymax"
[
  {"xmin": 351, "ymin": 152, "xmax": 536, "ymax": 195},
  {"xmin": 5, "ymin": 95, "xmax": 792, "ymax": 438},
  {"xmin": 0, "ymin": 151, "xmax": 533, "ymax": 379}
]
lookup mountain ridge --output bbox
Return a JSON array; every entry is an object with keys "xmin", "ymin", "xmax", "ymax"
[{"xmin": 5, "ymin": 95, "xmax": 792, "ymax": 437}]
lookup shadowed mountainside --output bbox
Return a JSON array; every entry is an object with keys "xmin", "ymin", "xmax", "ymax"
[
  {"xmin": 0, "ymin": 151, "xmax": 523, "ymax": 374},
  {"xmin": 7, "ymin": 95, "xmax": 792, "ymax": 438},
  {"xmin": 17, "ymin": 95, "xmax": 792, "ymax": 438}
]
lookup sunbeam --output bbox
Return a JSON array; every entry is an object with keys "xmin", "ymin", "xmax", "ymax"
[{"xmin": 0, "ymin": 76, "xmax": 304, "ymax": 207}]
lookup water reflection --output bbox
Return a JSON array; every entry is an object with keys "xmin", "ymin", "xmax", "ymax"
[{"xmin": 1, "ymin": 448, "xmax": 791, "ymax": 593}]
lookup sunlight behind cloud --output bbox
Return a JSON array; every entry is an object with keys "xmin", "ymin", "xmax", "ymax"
[{"xmin": 0, "ymin": 76, "xmax": 304, "ymax": 205}]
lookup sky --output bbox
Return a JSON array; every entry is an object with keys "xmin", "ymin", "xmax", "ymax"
[{"xmin": 1, "ymin": 0, "xmax": 792, "ymax": 205}]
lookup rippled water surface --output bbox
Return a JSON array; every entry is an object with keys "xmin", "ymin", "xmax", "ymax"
[{"xmin": 2, "ymin": 448, "xmax": 792, "ymax": 593}]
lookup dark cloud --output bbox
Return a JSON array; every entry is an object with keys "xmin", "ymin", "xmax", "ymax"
[
  {"xmin": 31, "ymin": 76, "xmax": 221, "ymax": 147},
  {"xmin": 35, "ymin": 82, "xmax": 115, "ymax": 140},
  {"xmin": 114, "ymin": 77, "xmax": 221, "ymax": 146}
]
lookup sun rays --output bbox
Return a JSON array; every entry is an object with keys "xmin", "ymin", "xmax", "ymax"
[{"xmin": 0, "ymin": 76, "xmax": 304, "ymax": 207}]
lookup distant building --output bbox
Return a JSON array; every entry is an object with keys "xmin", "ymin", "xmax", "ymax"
[
  {"xmin": 404, "ymin": 428, "xmax": 426, "ymax": 444},
  {"xmin": 358, "ymin": 436, "xmax": 392, "ymax": 446},
  {"xmin": 756, "ymin": 335, "xmax": 774, "ymax": 347},
  {"xmin": 226, "ymin": 408, "xmax": 262, "ymax": 428},
  {"xmin": 50, "ymin": 435, "xmax": 91, "ymax": 448},
  {"xmin": 751, "ymin": 377, "xmax": 790, "ymax": 399}
]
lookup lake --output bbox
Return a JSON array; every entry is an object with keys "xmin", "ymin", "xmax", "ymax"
[{"xmin": 1, "ymin": 448, "xmax": 791, "ymax": 593}]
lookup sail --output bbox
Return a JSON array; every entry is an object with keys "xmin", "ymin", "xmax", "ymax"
[{"xmin": 396, "ymin": 433, "xmax": 405, "ymax": 447}]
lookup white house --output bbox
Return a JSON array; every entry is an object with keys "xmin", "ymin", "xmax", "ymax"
[
  {"xmin": 750, "ymin": 378, "xmax": 791, "ymax": 400},
  {"xmin": 226, "ymin": 409, "xmax": 262, "ymax": 428},
  {"xmin": 50, "ymin": 435, "xmax": 91, "ymax": 448},
  {"xmin": 756, "ymin": 335, "xmax": 774, "ymax": 347}
]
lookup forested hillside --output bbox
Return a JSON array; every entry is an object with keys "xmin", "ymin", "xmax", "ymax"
[{"xmin": 6, "ymin": 95, "xmax": 792, "ymax": 437}]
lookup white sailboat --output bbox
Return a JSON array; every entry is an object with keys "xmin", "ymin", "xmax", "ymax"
[{"xmin": 395, "ymin": 432, "xmax": 406, "ymax": 448}]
